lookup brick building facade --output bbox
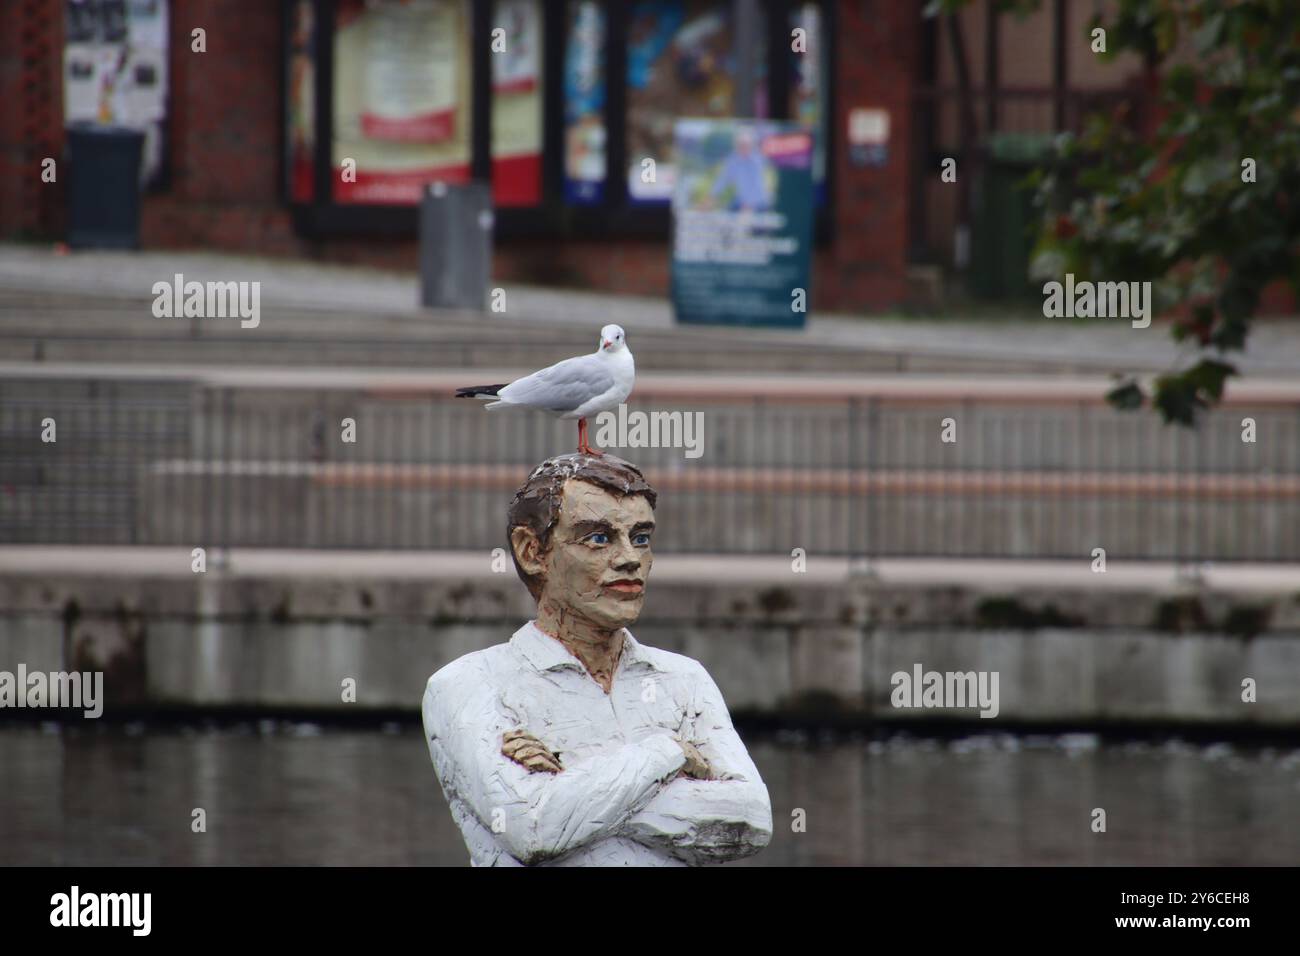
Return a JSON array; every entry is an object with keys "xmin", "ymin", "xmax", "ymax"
[
  {"xmin": 4, "ymin": 0, "xmax": 929, "ymax": 312},
  {"xmin": 8, "ymin": 1, "xmax": 1264, "ymax": 315}
]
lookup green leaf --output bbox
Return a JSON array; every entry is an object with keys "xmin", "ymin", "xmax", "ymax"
[
  {"xmin": 1228, "ymin": 189, "xmax": 1253, "ymax": 213},
  {"xmin": 1106, "ymin": 380, "xmax": 1146, "ymax": 412},
  {"xmin": 1251, "ymin": 91, "xmax": 1283, "ymax": 113},
  {"xmin": 1193, "ymin": 13, "xmax": 1224, "ymax": 54},
  {"xmin": 1171, "ymin": 111, "xmax": 1200, "ymax": 136},
  {"xmin": 1219, "ymin": 284, "xmax": 1259, "ymax": 322},
  {"xmin": 1152, "ymin": 376, "xmax": 1202, "ymax": 428},
  {"xmin": 1210, "ymin": 316, "xmax": 1249, "ymax": 352},
  {"xmin": 1182, "ymin": 157, "xmax": 1232, "ymax": 196},
  {"xmin": 1166, "ymin": 65, "xmax": 1198, "ymax": 102},
  {"xmin": 1184, "ymin": 358, "xmax": 1237, "ymax": 402}
]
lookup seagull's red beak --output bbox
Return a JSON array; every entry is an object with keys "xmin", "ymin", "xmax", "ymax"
[{"xmin": 602, "ymin": 340, "xmax": 612, "ymax": 350}]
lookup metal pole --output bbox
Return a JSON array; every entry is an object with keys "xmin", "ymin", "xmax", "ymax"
[
  {"xmin": 733, "ymin": 0, "xmax": 760, "ymax": 118},
  {"xmin": 1052, "ymin": 0, "xmax": 1068, "ymax": 130}
]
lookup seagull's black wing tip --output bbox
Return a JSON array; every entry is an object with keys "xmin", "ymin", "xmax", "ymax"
[{"xmin": 455, "ymin": 384, "xmax": 507, "ymax": 398}]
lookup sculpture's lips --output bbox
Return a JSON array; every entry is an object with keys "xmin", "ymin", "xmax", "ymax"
[{"xmin": 603, "ymin": 580, "xmax": 644, "ymax": 596}]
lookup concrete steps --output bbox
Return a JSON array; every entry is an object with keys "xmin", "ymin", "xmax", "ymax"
[{"xmin": 0, "ymin": 289, "xmax": 1137, "ymax": 374}]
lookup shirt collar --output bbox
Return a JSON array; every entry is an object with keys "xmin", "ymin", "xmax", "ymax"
[{"xmin": 511, "ymin": 621, "xmax": 665, "ymax": 674}]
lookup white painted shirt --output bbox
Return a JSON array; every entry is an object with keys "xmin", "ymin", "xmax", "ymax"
[{"xmin": 422, "ymin": 621, "xmax": 773, "ymax": 866}]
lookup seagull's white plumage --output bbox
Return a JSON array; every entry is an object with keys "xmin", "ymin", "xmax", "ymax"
[{"xmin": 455, "ymin": 324, "xmax": 634, "ymax": 455}]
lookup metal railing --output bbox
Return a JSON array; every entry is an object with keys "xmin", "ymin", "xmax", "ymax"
[{"xmin": 3, "ymin": 374, "xmax": 1299, "ymax": 561}]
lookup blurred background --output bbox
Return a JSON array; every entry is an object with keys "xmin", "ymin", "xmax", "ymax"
[{"xmin": 1, "ymin": 0, "xmax": 1298, "ymax": 866}]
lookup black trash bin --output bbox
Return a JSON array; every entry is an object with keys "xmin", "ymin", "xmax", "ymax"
[
  {"xmin": 66, "ymin": 122, "xmax": 145, "ymax": 250},
  {"xmin": 419, "ymin": 180, "xmax": 492, "ymax": 311}
]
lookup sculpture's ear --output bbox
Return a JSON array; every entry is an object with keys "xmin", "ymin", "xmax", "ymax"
[{"xmin": 510, "ymin": 525, "xmax": 547, "ymax": 580}]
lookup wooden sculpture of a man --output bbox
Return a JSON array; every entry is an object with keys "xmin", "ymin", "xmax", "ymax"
[{"xmin": 422, "ymin": 453, "xmax": 772, "ymax": 866}]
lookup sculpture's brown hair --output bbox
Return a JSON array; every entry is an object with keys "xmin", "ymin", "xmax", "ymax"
[{"xmin": 506, "ymin": 453, "xmax": 658, "ymax": 601}]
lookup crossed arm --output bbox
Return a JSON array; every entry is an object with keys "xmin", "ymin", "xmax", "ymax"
[
  {"xmin": 619, "ymin": 669, "xmax": 773, "ymax": 864},
  {"xmin": 423, "ymin": 666, "xmax": 772, "ymax": 866}
]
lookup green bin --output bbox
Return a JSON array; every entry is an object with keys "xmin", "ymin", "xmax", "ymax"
[{"xmin": 970, "ymin": 132, "xmax": 1053, "ymax": 300}]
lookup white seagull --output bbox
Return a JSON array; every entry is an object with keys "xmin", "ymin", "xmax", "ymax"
[{"xmin": 455, "ymin": 324, "xmax": 634, "ymax": 456}]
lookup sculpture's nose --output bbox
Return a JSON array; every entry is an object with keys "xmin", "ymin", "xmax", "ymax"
[{"xmin": 612, "ymin": 542, "xmax": 641, "ymax": 571}]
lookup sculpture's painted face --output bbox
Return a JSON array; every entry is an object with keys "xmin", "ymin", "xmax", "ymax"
[{"xmin": 536, "ymin": 479, "xmax": 655, "ymax": 631}]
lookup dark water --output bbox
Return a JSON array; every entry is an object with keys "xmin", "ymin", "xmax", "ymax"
[{"xmin": 3, "ymin": 723, "xmax": 1297, "ymax": 866}]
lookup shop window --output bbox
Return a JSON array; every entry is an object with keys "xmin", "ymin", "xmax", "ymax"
[
  {"xmin": 332, "ymin": 0, "xmax": 473, "ymax": 205},
  {"xmin": 287, "ymin": 0, "xmax": 831, "ymax": 240}
]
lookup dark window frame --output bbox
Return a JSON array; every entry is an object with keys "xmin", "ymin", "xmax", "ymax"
[{"xmin": 287, "ymin": 0, "xmax": 834, "ymax": 245}]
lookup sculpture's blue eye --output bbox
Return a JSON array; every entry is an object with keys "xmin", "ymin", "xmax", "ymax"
[
  {"xmin": 586, "ymin": 532, "xmax": 609, "ymax": 545},
  {"xmin": 633, "ymin": 533, "xmax": 650, "ymax": 546}
]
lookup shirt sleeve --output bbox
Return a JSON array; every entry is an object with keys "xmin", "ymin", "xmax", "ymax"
[
  {"xmin": 711, "ymin": 156, "xmax": 737, "ymax": 198},
  {"xmin": 423, "ymin": 664, "xmax": 687, "ymax": 866},
  {"xmin": 620, "ymin": 664, "xmax": 774, "ymax": 864}
]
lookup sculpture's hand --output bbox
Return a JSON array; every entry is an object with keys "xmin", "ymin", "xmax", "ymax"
[
  {"xmin": 675, "ymin": 739, "xmax": 712, "ymax": 780},
  {"xmin": 501, "ymin": 729, "xmax": 563, "ymax": 774}
]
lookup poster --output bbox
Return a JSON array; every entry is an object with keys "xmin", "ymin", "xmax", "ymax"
[
  {"xmin": 626, "ymin": 1, "xmax": 735, "ymax": 203},
  {"xmin": 63, "ymin": 0, "xmax": 170, "ymax": 188},
  {"xmin": 333, "ymin": 0, "xmax": 471, "ymax": 205},
  {"xmin": 491, "ymin": 0, "xmax": 543, "ymax": 206},
  {"xmin": 563, "ymin": 0, "xmax": 605, "ymax": 205},
  {"xmin": 671, "ymin": 119, "xmax": 812, "ymax": 328},
  {"xmin": 848, "ymin": 107, "xmax": 890, "ymax": 168},
  {"xmin": 361, "ymin": 2, "xmax": 459, "ymax": 142}
]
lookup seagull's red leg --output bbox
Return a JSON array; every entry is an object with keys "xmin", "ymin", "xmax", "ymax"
[{"xmin": 576, "ymin": 417, "xmax": 603, "ymax": 456}]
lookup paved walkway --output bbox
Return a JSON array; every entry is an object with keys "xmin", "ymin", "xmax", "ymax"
[{"xmin": 3, "ymin": 242, "xmax": 1299, "ymax": 375}]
